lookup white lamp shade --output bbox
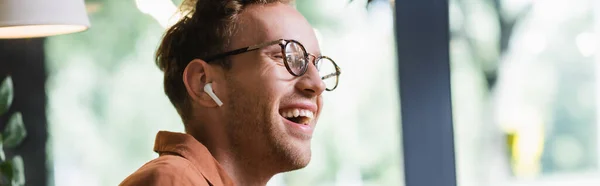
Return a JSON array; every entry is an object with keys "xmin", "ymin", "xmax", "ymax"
[{"xmin": 0, "ymin": 0, "xmax": 90, "ymax": 39}]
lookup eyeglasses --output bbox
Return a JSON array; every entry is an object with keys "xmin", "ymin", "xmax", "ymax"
[{"xmin": 203, "ymin": 39, "xmax": 341, "ymax": 91}]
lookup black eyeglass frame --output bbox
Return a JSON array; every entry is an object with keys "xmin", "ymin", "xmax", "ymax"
[{"xmin": 203, "ymin": 39, "xmax": 341, "ymax": 91}]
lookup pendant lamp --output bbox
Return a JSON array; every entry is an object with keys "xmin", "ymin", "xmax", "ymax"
[{"xmin": 0, "ymin": 0, "xmax": 90, "ymax": 39}]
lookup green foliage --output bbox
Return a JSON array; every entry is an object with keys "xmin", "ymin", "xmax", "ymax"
[
  {"xmin": 0, "ymin": 156, "xmax": 24, "ymax": 186},
  {"xmin": 0, "ymin": 77, "xmax": 13, "ymax": 116},
  {"xmin": 9, "ymin": 156, "xmax": 24, "ymax": 186},
  {"xmin": 3, "ymin": 113, "xmax": 26, "ymax": 149},
  {"xmin": 0, "ymin": 76, "xmax": 26, "ymax": 186},
  {"xmin": 0, "ymin": 137, "xmax": 4, "ymax": 162}
]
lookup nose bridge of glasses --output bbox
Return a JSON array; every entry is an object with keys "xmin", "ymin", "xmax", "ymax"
[
  {"xmin": 303, "ymin": 54, "xmax": 322, "ymax": 78},
  {"xmin": 307, "ymin": 53, "xmax": 319, "ymax": 65},
  {"xmin": 296, "ymin": 51, "xmax": 339, "ymax": 91}
]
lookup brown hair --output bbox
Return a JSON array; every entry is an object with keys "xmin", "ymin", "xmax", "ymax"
[{"xmin": 156, "ymin": 0, "xmax": 293, "ymax": 121}]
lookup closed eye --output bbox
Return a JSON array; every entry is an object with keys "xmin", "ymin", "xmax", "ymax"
[
  {"xmin": 265, "ymin": 50, "xmax": 283, "ymax": 59},
  {"xmin": 267, "ymin": 53, "xmax": 285, "ymax": 66}
]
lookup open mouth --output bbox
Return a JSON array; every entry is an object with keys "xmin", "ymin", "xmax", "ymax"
[{"xmin": 279, "ymin": 108, "xmax": 314, "ymax": 125}]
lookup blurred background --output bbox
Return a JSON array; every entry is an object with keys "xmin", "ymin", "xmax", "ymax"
[{"xmin": 2, "ymin": 0, "xmax": 600, "ymax": 185}]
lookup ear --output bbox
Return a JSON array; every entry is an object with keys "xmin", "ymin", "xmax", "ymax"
[{"xmin": 183, "ymin": 59, "xmax": 221, "ymax": 107}]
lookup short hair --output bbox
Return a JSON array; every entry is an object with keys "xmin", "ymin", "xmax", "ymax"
[{"xmin": 156, "ymin": 0, "xmax": 293, "ymax": 121}]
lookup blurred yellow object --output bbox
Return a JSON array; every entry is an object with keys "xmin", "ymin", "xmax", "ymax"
[
  {"xmin": 0, "ymin": 0, "xmax": 90, "ymax": 38},
  {"xmin": 505, "ymin": 118, "xmax": 545, "ymax": 178}
]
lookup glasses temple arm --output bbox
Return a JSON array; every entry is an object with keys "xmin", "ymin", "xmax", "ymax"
[
  {"xmin": 321, "ymin": 71, "xmax": 341, "ymax": 80},
  {"xmin": 204, "ymin": 39, "xmax": 284, "ymax": 62},
  {"xmin": 204, "ymin": 47, "xmax": 250, "ymax": 62}
]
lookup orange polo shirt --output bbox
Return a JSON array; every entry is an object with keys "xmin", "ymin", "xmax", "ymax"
[{"xmin": 119, "ymin": 131, "xmax": 234, "ymax": 186}]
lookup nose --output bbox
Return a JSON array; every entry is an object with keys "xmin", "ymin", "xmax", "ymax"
[{"xmin": 295, "ymin": 60, "xmax": 326, "ymax": 97}]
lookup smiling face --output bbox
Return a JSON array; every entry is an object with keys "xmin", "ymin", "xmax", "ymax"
[{"xmin": 219, "ymin": 3, "xmax": 325, "ymax": 172}]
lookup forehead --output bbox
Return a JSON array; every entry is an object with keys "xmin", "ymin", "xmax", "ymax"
[{"xmin": 232, "ymin": 3, "xmax": 320, "ymax": 54}]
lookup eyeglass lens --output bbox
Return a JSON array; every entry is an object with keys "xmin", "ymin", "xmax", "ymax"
[{"xmin": 284, "ymin": 40, "xmax": 339, "ymax": 91}]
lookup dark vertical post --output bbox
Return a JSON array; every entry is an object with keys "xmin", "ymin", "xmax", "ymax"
[
  {"xmin": 395, "ymin": 0, "xmax": 457, "ymax": 186},
  {"xmin": 0, "ymin": 38, "xmax": 48, "ymax": 186}
]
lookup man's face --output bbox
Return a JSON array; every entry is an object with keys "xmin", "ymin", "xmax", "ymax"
[{"xmin": 220, "ymin": 3, "xmax": 325, "ymax": 171}]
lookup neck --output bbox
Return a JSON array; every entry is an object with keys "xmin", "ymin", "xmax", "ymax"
[
  {"xmin": 188, "ymin": 116, "xmax": 275, "ymax": 186},
  {"xmin": 212, "ymin": 148, "xmax": 275, "ymax": 186}
]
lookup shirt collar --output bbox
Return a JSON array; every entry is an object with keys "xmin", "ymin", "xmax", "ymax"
[{"xmin": 153, "ymin": 131, "xmax": 234, "ymax": 185}]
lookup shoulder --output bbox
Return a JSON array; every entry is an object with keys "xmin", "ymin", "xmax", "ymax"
[{"xmin": 119, "ymin": 155, "xmax": 207, "ymax": 186}]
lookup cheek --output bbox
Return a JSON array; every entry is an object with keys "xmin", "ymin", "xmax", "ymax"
[
  {"xmin": 316, "ymin": 95, "xmax": 324, "ymax": 115},
  {"xmin": 261, "ymin": 61, "xmax": 295, "ymax": 82},
  {"xmin": 257, "ymin": 62, "xmax": 295, "ymax": 92},
  {"xmin": 230, "ymin": 58, "xmax": 295, "ymax": 101}
]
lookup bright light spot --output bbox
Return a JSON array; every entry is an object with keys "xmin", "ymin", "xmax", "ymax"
[
  {"xmin": 576, "ymin": 32, "xmax": 596, "ymax": 57},
  {"xmin": 504, "ymin": 0, "xmax": 533, "ymax": 11},
  {"xmin": 0, "ymin": 25, "xmax": 88, "ymax": 39},
  {"xmin": 135, "ymin": 0, "xmax": 182, "ymax": 28},
  {"xmin": 368, "ymin": 0, "xmax": 393, "ymax": 35},
  {"xmin": 521, "ymin": 32, "xmax": 547, "ymax": 54},
  {"xmin": 533, "ymin": 0, "xmax": 571, "ymax": 23}
]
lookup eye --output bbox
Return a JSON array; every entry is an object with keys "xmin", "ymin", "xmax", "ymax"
[
  {"xmin": 270, "ymin": 51, "xmax": 284, "ymax": 59},
  {"xmin": 269, "ymin": 53, "xmax": 285, "ymax": 66}
]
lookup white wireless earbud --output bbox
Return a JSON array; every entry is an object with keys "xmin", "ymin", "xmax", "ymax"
[{"xmin": 204, "ymin": 83, "xmax": 223, "ymax": 107}]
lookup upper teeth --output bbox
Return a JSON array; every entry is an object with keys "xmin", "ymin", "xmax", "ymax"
[{"xmin": 281, "ymin": 109, "xmax": 314, "ymax": 119}]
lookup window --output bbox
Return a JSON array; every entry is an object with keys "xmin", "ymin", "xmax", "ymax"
[{"xmin": 451, "ymin": 0, "xmax": 600, "ymax": 185}]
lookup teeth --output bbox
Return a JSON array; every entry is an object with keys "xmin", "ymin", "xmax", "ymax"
[
  {"xmin": 280, "ymin": 109, "xmax": 315, "ymax": 119},
  {"xmin": 306, "ymin": 111, "xmax": 314, "ymax": 118}
]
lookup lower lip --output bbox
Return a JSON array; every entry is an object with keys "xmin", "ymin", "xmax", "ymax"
[{"xmin": 281, "ymin": 117, "xmax": 313, "ymax": 138}]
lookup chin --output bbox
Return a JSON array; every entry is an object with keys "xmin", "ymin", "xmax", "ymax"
[
  {"xmin": 270, "ymin": 123, "xmax": 313, "ymax": 171},
  {"xmin": 279, "ymin": 136, "xmax": 313, "ymax": 171},
  {"xmin": 293, "ymin": 146, "xmax": 312, "ymax": 167},
  {"xmin": 268, "ymin": 106, "xmax": 317, "ymax": 171},
  {"xmin": 281, "ymin": 149, "xmax": 312, "ymax": 172}
]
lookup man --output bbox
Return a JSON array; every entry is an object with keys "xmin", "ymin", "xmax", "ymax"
[{"xmin": 120, "ymin": 0, "xmax": 341, "ymax": 185}]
